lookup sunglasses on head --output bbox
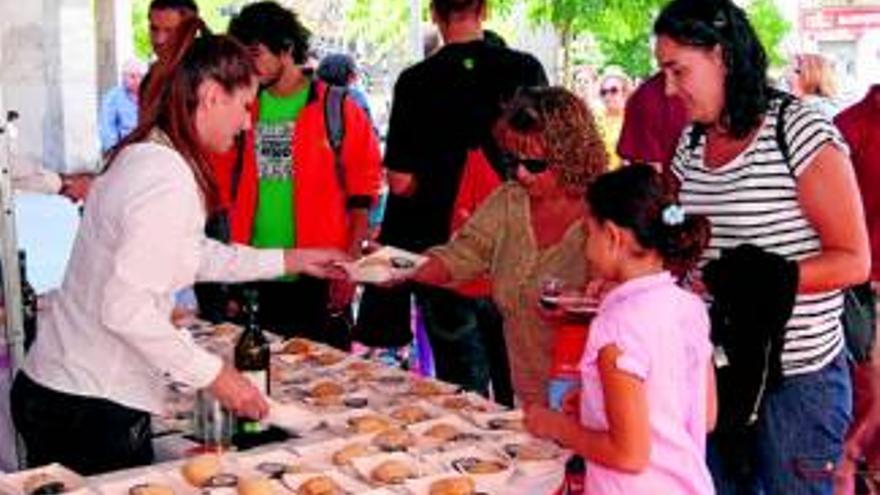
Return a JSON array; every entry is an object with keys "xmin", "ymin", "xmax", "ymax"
[{"xmin": 499, "ymin": 150, "xmax": 549, "ymax": 175}]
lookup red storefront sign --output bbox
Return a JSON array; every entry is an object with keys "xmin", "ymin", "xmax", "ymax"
[{"xmin": 802, "ymin": 6, "xmax": 880, "ymax": 37}]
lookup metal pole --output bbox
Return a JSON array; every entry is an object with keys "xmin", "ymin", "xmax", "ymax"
[{"xmin": 0, "ymin": 105, "xmax": 27, "ymax": 469}]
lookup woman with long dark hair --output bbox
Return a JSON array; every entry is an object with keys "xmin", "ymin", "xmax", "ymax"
[
  {"xmin": 654, "ymin": 0, "xmax": 869, "ymax": 493},
  {"xmin": 10, "ymin": 19, "xmax": 346, "ymax": 475}
]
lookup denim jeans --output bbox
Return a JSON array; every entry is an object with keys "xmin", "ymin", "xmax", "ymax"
[
  {"xmin": 709, "ymin": 351, "xmax": 852, "ymax": 495},
  {"xmin": 416, "ymin": 287, "xmax": 513, "ymax": 406}
]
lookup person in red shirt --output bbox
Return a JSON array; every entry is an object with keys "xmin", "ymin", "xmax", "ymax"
[
  {"xmin": 834, "ymin": 85, "xmax": 880, "ymax": 493},
  {"xmin": 616, "ymin": 72, "xmax": 688, "ymax": 174}
]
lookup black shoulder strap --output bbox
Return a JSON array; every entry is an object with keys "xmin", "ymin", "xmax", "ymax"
[
  {"xmin": 774, "ymin": 93, "xmax": 795, "ymax": 166},
  {"xmin": 324, "ymin": 85, "xmax": 348, "ymax": 196},
  {"xmin": 687, "ymin": 123, "xmax": 707, "ymax": 151}
]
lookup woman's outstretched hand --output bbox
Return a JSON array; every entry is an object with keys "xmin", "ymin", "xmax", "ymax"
[{"xmin": 284, "ymin": 248, "xmax": 351, "ymax": 279}]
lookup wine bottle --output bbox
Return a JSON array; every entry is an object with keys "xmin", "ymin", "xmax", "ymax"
[{"xmin": 234, "ymin": 289, "xmax": 269, "ymax": 434}]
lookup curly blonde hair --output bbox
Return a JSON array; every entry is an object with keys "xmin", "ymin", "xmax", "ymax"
[{"xmin": 493, "ymin": 86, "xmax": 608, "ymax": 194}]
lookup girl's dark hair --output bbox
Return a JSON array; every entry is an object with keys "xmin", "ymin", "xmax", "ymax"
[
  {"xmin": 654, "ymin": 0, "xmax": 770, "ymax": 138},
  {"xmin": 586, "ymin": 165, "xmax": 710, "ymax": 274},
  {"xmin": 228, "ymin": 1, "xmax": 311, "ymax": 64},
  {"xmin": 108, "ymin": 17, "xmax": 256, "ymax": 212},
  {"xmin": 430, "ymin": 0, "xmax": 486, "ymax": 21}
]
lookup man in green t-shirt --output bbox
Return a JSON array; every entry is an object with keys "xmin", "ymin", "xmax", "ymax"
[{"xmin": 217, "ymin": 1, "xmax": 381, "ymax": 348}]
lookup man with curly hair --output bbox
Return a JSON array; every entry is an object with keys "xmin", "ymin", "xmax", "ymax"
[
  {"xmin": 204, "ymin": 1, "xmax": 381, "ymax": 347},
  {"xmin": 375, "ymin": 0, "xmax": 547, "ymax": 405}
]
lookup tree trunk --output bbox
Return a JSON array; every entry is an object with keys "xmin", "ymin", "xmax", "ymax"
[{"xmin": 560, "ymin": 22, "xmax": 573, "ymax": 89}]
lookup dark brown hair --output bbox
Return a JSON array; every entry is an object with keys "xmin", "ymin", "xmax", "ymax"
[
  {"xmin": 493, "ymin": 86, "xmax": 608, "ymax": 195},
  {"xmin": 586, "ymin": 165, "xmax": 710, "ymax": 274},
  {"xmin": 108, "ymin": 17, "xmax": 256, "ymax": 212},
  {"xmin": 228, "ymin": 1, "xmax": 311, "ymax": 64},
  {"xmin": 654, "ymin": 0, "xmax": 769, "ymax": 138},
  {"xmin": 430, "ymin": 0, "xmax": 485, "ymax": 21}
]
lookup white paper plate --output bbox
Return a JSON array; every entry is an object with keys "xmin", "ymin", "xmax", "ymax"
[
  {"xmin": 279, "ymin": 469, "xmax": 368, "ymax": 495},
  {"xmin": 349, "ymin": 452, "xmax": 432, "ymax": 487},
  {"xmin": 263, "ymin": 400, "xmax": 324, "ymax": 434},
  {"xmin": 234, "ymin": 448, "xmax": 318, "ymax": 477},
  {"xmin": 0, "ymin": 464, "xmax": 91, "ymax": 495},
  {"xmin": 293, "ymin": 436, "xmax": 380, "ymax": 469},
  {"xmin": 408, "ymin": 415, "xmax": 488, "ymax": 451},
  {"xmin": 404, "ymin": 473, "xmax": 498, "ymax": 495},
  {"xmin": 492, "ymin": 434, "xmax": 566, "ymax": 477},
  {"xmin": 340, "ymin": 246, "xmax": 427, "ymax": 284},
  {"xmin": 466, "ymin": 410, "xmax": 525, "ymax": 433},
  {"xmin": 96, "ymin": 470, "xmax": 193, "ymax": 495},
  {"xmin": 425, "ymin": 445, "xmax": 514, "ymax": 489}
]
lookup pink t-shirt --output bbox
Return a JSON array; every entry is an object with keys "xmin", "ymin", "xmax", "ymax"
[{"xmin": 579, "ymin": 272, "xmax": 715, "ymax": 495}]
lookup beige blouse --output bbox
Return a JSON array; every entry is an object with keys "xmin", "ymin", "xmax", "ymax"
[{"xmin": 430, "ymin": 183, "xmax": 589, "ymax": 405}]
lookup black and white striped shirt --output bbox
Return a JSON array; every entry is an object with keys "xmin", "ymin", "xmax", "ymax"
[{"xmin": 672, "ymin": 99, "xmax": 849, "ymax": 376}]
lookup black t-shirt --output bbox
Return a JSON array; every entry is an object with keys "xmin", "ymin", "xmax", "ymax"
[{"xmin": 380, "ymin": 40, "xmax": 547, "ymax": 251}]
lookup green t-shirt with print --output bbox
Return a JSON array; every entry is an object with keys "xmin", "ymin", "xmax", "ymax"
[{"xmin": 252, "ymin": 86, "xmax": 309, "ymax": 249}]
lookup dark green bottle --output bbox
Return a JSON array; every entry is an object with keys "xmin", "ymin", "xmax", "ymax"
[{"xmin": 234, "ymin": 289, "xmax": 269, "ymax": 434}]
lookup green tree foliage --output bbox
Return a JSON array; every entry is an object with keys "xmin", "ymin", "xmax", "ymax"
[{"xmin": 746, "ymin": 0, "xmax": 790, "ymax": 68}]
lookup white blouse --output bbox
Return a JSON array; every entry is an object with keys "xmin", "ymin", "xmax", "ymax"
[{"xmin": 23, "ymin": 137, "xmax": 284, "ymax": 413}]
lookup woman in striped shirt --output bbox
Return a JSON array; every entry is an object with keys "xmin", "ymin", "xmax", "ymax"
[{"xmin": 654, "ymin": 0, "xmax": 869, "ymax": 493}]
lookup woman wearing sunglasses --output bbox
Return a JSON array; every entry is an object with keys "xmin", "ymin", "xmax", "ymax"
[
  {"xmin": 597, "ymin": 68, "xmax": 633, "ymax": 171},
  {"xmin": 406, "ymin": 86, "xmax": 608, "ymax": 405}
]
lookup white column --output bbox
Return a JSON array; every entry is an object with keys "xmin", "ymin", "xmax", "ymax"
[
  {"xmin": 0, "ymin": 0, "xmax": 100, "ymax": 174},
  {"xmin": 96, "ymin": 0, "xmax": 135, "ymax": 98}
]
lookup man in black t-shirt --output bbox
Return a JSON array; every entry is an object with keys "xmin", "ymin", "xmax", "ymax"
[{"xmin": 377, "ymin": 0, "xmax": 547, "ymax": 405}]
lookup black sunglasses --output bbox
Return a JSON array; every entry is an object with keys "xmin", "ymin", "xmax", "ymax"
[
  {"xmin": 499, "ymin": 150, "xmax": 549, "ymax": 175},
  {"xmin": 600, "ymin": 86, "xmax": 621, "ymax": 97}
]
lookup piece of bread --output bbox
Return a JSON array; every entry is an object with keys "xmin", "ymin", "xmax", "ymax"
[
  {"xmin": 181, "ymin": 454, "xmax": 221, "ymax": 487},
  {"xmin": 440, "ymin": 397, "xmax": 470, "ymax": 411},
  {"xmin": 512, "ymin": 442, "xmax": 557, "ymax": 461},
  {"xmin": 282, "ymin": 338, "xmax": 313, "ymax": 355},
  {"xmin": 312, "ymin": 352, "xmax": 345, "ymax": 366},
  {"xmin": 295, "ymin": 476, "xmax": 341, "ymax": 495},
  {"xmin": 370, "ymin": 460, "xmax": 415, "ymax": 484},
  {"xmin": 410, "ymin": 380, "xmax": 445, "ymax": 397},
  {"xmin": 423, "ymin": 423, "xmax": 460, "ymax": 442},
  {"xmin": 237, "ymin": 478, "xmax": 274, "ymax": 495},
  {"xmin": 332, "ymin": 443, "xmax": 371, "ymax": 466},
  {"xmin": 310, "ymin": 381, "xmax": 344, "ymax": 398},
  {"xmin": 428, "ymin": 477, "xmax": 475, "ymax": 495},
  {"xmin": 347, "ymin": 414, "xmax": 391, "ymax": 434},
  {"xmin": 359, "ymin": 256, "xmax": 392, "ymax": 268},
  {"xmin": 372, "ymin": 428, "xmax": 416, "ymax": 451},
  {"xmin": 345, "ymin": 361, "xmax": 373, "ymax": 373},
  {"xmin": 129, "ymin": 484, "xmax": 174, "ymax": 495},
  {"xmin": 390, "ymin": 405, "xmax": 429, "ymax": 425}
]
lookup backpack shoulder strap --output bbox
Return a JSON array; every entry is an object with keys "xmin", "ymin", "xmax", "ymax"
[
  {"xmin": 687, "ymin": 123, "xmax": 707, "ymax": 152},
  {"xmin": 324, "ymin": 85, "xmax": 348, "ymax": 196},
  {"xmin": 774, "ymin": 92, "xmax": 795, "ymax": 166}
]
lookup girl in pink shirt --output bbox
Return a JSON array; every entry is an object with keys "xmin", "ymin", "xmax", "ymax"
[{"xmin": 525, "ymin": 165, "xmax": 717, "ymax": 494}]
